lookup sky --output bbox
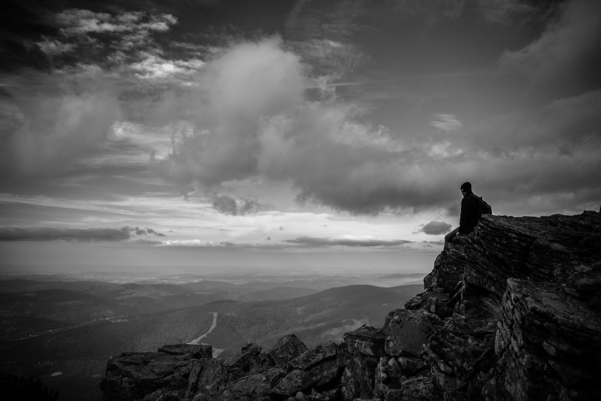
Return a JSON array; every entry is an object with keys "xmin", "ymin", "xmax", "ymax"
[{"xmin": 0, "ymin": 0, "xmax": 600, "ymax": 278}]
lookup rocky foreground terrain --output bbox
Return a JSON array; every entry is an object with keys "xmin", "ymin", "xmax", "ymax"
[{"xmin": 101, "ymin": 210, "xmax": 601, "ymax": 401}]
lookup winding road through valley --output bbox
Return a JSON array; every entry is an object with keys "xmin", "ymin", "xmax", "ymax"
[{"xmin": 188, "ymin": 312, "xmax": 218, "ymax": 345}]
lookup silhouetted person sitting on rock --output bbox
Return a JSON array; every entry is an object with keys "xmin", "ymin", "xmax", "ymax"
[{"xmin": 444, "ymin": 182, "xmax": 480, "ymax": 250}]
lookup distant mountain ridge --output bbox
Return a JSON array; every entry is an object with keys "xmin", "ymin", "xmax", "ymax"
[{"xmin": 0, "ymin": 276, "xmax": 423, "ymax": 401}]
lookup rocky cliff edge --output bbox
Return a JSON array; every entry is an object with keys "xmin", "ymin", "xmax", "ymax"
[{"xmin": 101, "ymin": 210, "xmax": 601, "ymax": 401}]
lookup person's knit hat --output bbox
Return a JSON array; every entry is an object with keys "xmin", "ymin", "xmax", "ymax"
[{"xmin": 460, "ymin": 182, "xmax": 472, "ymax": 193}]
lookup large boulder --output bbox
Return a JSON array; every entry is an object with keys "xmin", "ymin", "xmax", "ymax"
[
  {"xmin": 185, "ymin": 358, "xmax": 228, "ymax": 400},
  {"xmin": 271, "ymin": 342, "xmax": 347, "ymax": 398},
  {"xmin": 290, "ymin": 343, "xmax": 338, "ymax": 371},
  {"xmin": 222, "ymin": 373, "xmax": 272, "ymax": 400},
  {"xmin": 404, "ymin": 289, "xmax": 452, "ymax": 318},
  {"xmin": 270, "ymin": 369, "xmax": 310, "ymax": 398},
  {"xmin": 383, "ymin": 309, "xmax": 442, "ymax": 358},
  {"xmin": 340, "ymin": 351, "xmax": 378, "ymax": 400},
  {"xmin": 269, "ymin": 334, "xmax": 308, "ymax": 367},
  {"xmin": 343, "ymin": 325, "xmax": 385, "ymax": 357},
  {"xmin": 225, "ymin": 343, "xmax": 273, "ymax": 380},
  {"xmin": 101, "ymin": 351, "xmax": 196, "ymax": 401}
]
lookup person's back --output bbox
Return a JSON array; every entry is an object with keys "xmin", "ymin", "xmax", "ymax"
[
  {"xmin": 459, "ymin": 191, "xmax": 480, "ymax": 234},
  {"xmin": 444, "ymin": 182, "xmax": 481, "ymax": 249}
]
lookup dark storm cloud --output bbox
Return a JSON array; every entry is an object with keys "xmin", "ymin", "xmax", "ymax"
[
  {"xmin": 286, "ymin": 236, "xmax": 412, "ymax": 247},
  {"xmin": 500, "ymin": 0, "xmax": 601, "ymax": 95},
  {"xmin": 417, "ymin": 221, "xmax": 452, "ymax": 235},
  {"xmin": 0, "ymin": 226, "xmax": 165, "ymax": 242}
]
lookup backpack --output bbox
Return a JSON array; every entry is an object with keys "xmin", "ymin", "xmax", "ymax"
[{"xmin": 471, "ymin": 194, "xmax": 493, "ymax": 218}]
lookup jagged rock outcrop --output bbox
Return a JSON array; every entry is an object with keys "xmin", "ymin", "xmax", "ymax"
[
  {"xmin": 495, "ymin": 278, "xmax": 601, "ymax": 401},
  {"xmin": 101, "ymin": 210, "xmax": 601, "ymax": 401},
  {"xmin": 101, "ymin": 346, "xmax": 209, "ymax": 401}
]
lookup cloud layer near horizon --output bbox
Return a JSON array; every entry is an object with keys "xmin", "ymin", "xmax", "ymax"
[
  {"xmin": 0, "ymin": 226, "xmax": 164, "ymax": 242},
  {"xmin": 286, "ymin": 236, "xmax": 412, "ymax": 247}
]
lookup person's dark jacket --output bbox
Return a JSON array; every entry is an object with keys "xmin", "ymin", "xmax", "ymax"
[{"xmin": 459, "ymin": 193, "xmax": 480, "ymax": 234}]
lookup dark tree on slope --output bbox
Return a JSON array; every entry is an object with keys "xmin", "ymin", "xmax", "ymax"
[{"xmin": 0, "ymin": 372, "xmax": 59, "ymax": 401}]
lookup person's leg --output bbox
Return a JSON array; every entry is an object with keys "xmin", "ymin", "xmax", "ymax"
[{"xmin": 444, "ymin": 227, "xmax": 460, "ymax": 250}]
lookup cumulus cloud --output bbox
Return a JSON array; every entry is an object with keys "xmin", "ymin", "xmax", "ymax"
[
  {"xmin": 32, "ymin": 8, "xmax": 198, "ymax": 83},
  {"xmin": 37, "ymin": 38, "xmax": 75, "ymax": 56},
  {"xmin": 286, "ymin": 236, "xmax": 412, "ymax": 247},
  {"xmin": 499, "ymin": 0, "xmax": 601, "ymax": 94},
  {"xmin": 0, "ymin": 226, "xmax": 165, "ymax": 242},
  {"xmin": 55, "ymin": 9, "xmax": 176, "ymax": 36},
  {"xmin": 158, "ymin": 38, "xmax": 469, "ymax": 214},
  {"xmin": 155, "ymin": 32, "xmax": 601, "ymax": 216},
  {"xmin": 155, "ymin": 37, "xmax": 601, "ymax": 216},
  {"xmin": 212, "ymin": 194, "xmax": 238, "ymax": 215},
  {"xmin": 130, "ymin": 55, "xmax": 205, "ymax": 79},
  {"xmin": 416, "ymin": 221, "xmax": 452, "ymax": 235},
  {"xmin": 211, "ymin": 196, "xmax": 273, "ymax": 216}
]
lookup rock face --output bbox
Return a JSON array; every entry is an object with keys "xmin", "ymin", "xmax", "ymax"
[
  {"xmin": 101, "ymin": 349, "xmax": 203, "ymax": 401},
  {"xmin": 101, "ymin": 210, "xmax": 601, "ymax": 401}
]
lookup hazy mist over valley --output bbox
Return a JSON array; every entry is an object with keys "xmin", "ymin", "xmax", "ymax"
[{"xmin": 0, "ymin": 267, "xmax": 425, "ymax": 400}]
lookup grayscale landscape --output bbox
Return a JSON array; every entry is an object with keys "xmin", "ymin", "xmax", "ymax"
[{"xmin": 1, "ymin": 0, "xmax": 600, "ymax": 400}]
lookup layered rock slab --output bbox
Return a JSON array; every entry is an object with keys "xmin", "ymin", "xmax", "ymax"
[
  {"xmin": 496, "ymin": 278, "xmax": 601, "ymax": 401},
  {"xmin": 463, "ymin": 212, "xmax": 601, "ymax": 298},
  {"xmin": 101, "ymin": 352, "xmax": 197, "ymax": 401}
]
